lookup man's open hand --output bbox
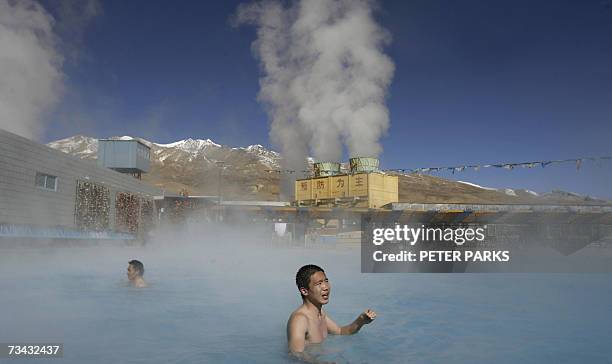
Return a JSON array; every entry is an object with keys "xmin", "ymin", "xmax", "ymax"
[{"xmin": 359, "ymin": 309, "xmax": 377, "ymax": 324}]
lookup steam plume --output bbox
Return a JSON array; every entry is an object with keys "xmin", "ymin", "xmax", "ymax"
[
  {"xmin": 0, "ymin": 0, "xmax": 63, "ymax": 140},
  {"xmin": 236, "ymin": 0, "xmax": 395, "ymax": 173}
]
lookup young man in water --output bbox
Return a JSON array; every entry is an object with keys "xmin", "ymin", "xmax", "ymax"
[
  {"xmin": 127, "ymin": 260, "xmax": 147, "ymax": 288},
  {"xmin": 287, "ymin": 264, "xmax": 376, "ymax": 360}
]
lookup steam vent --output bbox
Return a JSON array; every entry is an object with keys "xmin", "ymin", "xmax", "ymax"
[
  {"xmin": 349, "ymin": 157, "xmax": 379, "ymax": 173},
  {"xmin": 295, "ymin": 157, "xmax": 398, "ymax": 208},
  {"xmin": 313, "ymin": 162, "xmax": 341, "ymax": 177}
]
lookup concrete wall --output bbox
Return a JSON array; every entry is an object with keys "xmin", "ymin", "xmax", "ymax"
[{"xmin": 0, "ymin": 129, "xmax": 161, "ymax": 232}]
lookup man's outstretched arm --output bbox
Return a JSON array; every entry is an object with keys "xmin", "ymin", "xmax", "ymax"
[{"xmin": 326, "ymin": 309, "xmax": 377, "ymax": 335}]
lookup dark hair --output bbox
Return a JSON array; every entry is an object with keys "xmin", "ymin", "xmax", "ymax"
[
  {"xmin": 296, "ymin": 264, "xmax": 324, "ymax": 297},
  {"xmin": 129, "ymin": 260, "xmax": 144, "ymax": 276}
]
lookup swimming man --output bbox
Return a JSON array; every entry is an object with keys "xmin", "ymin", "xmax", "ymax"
[
  {"xmin": 127, "ymin": 260, "xmax": 147, "ymax": 288},
  {"xmin": 287, "ymin": 264, "xmax": 376, "ymax": 361}
]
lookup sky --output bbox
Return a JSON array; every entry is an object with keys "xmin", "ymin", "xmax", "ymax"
[{"xmin": 2, "ymin": 0, "xmax": 612, "ymax": 198}]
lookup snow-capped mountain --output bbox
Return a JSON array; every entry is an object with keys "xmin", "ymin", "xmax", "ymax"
[
  {"xmin": 47, "ymin": 135, "xmax": 99, "ymax": 159},
  {"xmin": 47, "ymin": 135, "xmax": 609, "ymax": 204},
  {"xmin": 156, "ymin": 138, "xmax": 221, "ymax": 156},
  {"xmin": 47, "ymin": 135, "xmax": 282, "ymax": 199},
  {"xmin": 48, "ymin": 135, "xmax": 281, "ymax": 168}
]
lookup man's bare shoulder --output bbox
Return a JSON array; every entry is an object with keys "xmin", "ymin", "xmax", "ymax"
[
  {"xmin": 133, "ymin": 278, "xmax": 147, "ymax": 288},
  {"xmin": 288, "ymin": 307, "xmax": 309, "ymax": 325},
  {"xmin": 287, "ymin": 309, "xmax": 309, "ymax": 342}
]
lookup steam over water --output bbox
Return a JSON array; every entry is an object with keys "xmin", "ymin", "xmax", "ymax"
[{"xmin": 1, "ymin": 225, "xmax": 611, "ymax": 363}]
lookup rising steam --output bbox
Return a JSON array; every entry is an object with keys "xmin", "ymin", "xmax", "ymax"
[
  {"xmin": 0, "ymin": 0, "xmax": 100, "ymax": 141},
  {"xmin": 0, "ymin": 0, "xmax": 63, "ymax": 140},
  {"xmin": 235, "ymin": 0, "xmax": 395, "ymax": 172}
]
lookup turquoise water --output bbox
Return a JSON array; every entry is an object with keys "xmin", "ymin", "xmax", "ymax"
[{"xmin": 1, "ymin": 238, "xmax": 611, "ymax": 363}]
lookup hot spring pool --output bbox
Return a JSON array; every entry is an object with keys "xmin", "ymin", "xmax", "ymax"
[{"xmin": 1, "ymin": 233, "xmax": 611, "ymax": 363}]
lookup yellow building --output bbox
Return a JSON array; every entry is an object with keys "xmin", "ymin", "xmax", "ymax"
[{"xmin": 294, "ymin": 158, "xmax": 398, "ymax": 209}]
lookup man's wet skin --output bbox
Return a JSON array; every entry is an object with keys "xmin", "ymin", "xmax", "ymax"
[
  {"xmin": 287, "ymin": 267, "xmax": 377, "ymax": 363},
  {"xmin": 127, "ymin": 263, "xmax": 147, "ymax": 288},
  {"xmin": 288, "ymin": 271, "xmax": 331, "ymax": 345}
]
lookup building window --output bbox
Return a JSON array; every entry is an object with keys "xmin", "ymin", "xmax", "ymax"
[{"xmin": 35, "ymin": 172, "xmax": 58, "ymax": 191}]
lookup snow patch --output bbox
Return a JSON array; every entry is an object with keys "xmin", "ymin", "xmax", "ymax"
[
  {"xmin": 457, "ymin": 181, "xmax": 497, "ymax": 190},
  {"xmin": 155, "ymin": 138, "xmax": 222, "ymax": 152}
]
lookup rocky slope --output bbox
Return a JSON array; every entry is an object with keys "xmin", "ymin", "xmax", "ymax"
[
  {"xmin": 394, "ymin": 173, "xmax": 609, "ymax": 205},
  {"xmin": 47, "ymin": 135, "xmax": 609, "ymax": 205}
]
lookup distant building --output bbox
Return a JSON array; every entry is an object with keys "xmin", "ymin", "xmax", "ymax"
[
  {"xmin": 97, "ymin": 138, "xmax": 151, "ymax": 179},
  {"xmin": 0, "ymin": 129, "xmax": 162, "ymax": 244}
]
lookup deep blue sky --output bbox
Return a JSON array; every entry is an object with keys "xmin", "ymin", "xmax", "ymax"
[{"xmin": 43, "ymin": 0, "xmax": 612, "ymax": 198}]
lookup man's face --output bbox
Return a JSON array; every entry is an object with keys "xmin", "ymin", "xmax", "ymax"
[
  {"xmin": 304, "ymin": 271, "xmax": 331, "ymax": 305},
  {"xmin": 127, "ymin": 264, "xmax": 139, "ymax": 281}
]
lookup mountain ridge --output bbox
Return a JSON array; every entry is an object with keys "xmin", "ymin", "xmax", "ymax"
[
  {"xmin": 48, "ymin": 135, "xmax": 281, "ymax": 199},
  {"xmin": 47, "ymin": 135, "xmax": 610, "ymax": 205}
]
